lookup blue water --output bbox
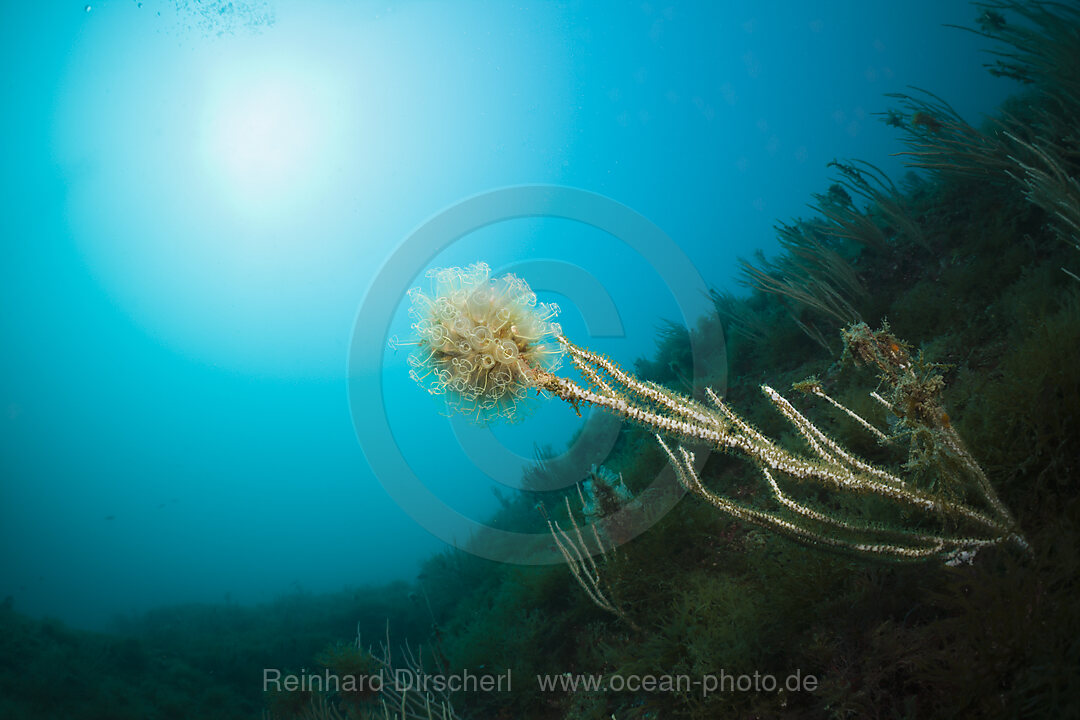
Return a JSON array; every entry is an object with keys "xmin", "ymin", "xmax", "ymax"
[{"xmin": 0, "ymin": 0, "xmax": 1017, "ymax": 629}]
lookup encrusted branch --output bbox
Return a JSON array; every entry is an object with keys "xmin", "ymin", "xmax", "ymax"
[{"xmin": 536, "ymin": 325, "xmax": 1027, "ymax": 563}]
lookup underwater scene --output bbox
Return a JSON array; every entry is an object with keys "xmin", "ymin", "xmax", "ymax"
[{"xmin": 2, "ymin": 0, "xmax": 1079, "ymax": 718}]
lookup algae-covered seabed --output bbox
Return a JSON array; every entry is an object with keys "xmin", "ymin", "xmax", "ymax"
[{"xmin": 3, "ymin": 3, "xmax": 1079, "ymax": 719}]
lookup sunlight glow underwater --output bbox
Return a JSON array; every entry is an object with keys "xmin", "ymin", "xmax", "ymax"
[
  {"xmin": 57, "ymin": 2, "xmax": 572, "ymax": 378},
  {"xmin": 202, "ymin": 63, "xmax": 334, "ymax": 219}
]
